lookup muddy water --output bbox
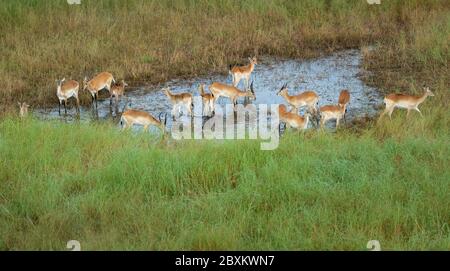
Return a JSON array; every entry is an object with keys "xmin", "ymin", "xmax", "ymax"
[{"xmin": 35, "ymin": 49, "xmax": 381, "ymax": 131}]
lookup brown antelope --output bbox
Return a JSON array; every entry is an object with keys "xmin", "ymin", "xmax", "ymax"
[
  {"xmin": 278, "ymin": 104, "xmax": 310, "ymax": 130},
  {"xmin": 319, "ymin": 104, "xmax": 346, "ymax": 128},
  {"xmin": 229, "ymin": 56, "xmax": 257, "ymax": 89},
  {"xmin": 110, "ymin": 80, "xmax": 128, "ymax": 107},
  {"xmin": 83, "ymin": 72, "xmax": 115, "ymax": 108},
  {"xmin": 209, "ymin": 81, "xmax": 256, "ymax": 110},
  {"xmin": 163, "ymin": 87, "xmax": 193, "ymax": 119},
  {"xmin": 120, "ymin": 109, "xmax": 167, "ymax": 132},
  {"xmin": 18, "ymin": 102, "xmax": 30, "ymax": 118},
  {"xmin": 277, "ymin": 83, "xmax": 319, "ymax": 115},
  {"xmin": 379, "ymin": 87, "xmax": 434, "ymax": 119},
  {"xmin": 338, "ymin": 89, "xmax": 350, "ymax": 122},
  {"xmin": 198, "ymin": 83, "xmax": 215, "ymax": 116},
  {"xmin": 56, "ymin": 78, "xmax": 80, "ymax": 115}
]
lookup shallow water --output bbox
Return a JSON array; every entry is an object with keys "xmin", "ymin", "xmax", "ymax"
[{"xmin": 35, "ymin": 49, "xmax": 381, "ymax": 131}]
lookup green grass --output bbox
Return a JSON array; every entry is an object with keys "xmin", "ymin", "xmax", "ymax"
[{"xmin": 0, "ymin": 117, "xmax": 448, "ymax": 250}]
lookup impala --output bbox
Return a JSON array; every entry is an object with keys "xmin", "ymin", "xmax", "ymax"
[
  {"xmin": 209, "ymin": 81, "xmax": 256, "ymax": 110},
  {"xmin": 198, "ymin": 83, "xmax": 215, "ymax": 116},
  {"xmin": 120, "ymin": 109, "xmax": 167, "ymax": 132},
  {"xmin": 277, "ymin": 83, "xmax": 319, "ymax": 115},
  {"xmin": 380, "ymin": 87, "xmax": 434, "ymax": 119},
  {"xmin": 18, "ymin": 102, "xmax": 30, "ymax": 118},
  {"xmin": 319, "ymin": 104, "xmax": 346, "ymax": 128},
  {"xmin": 278, "ymin": 104, "xmax": 310, "ymax": 130},
  {"xmin": 338, "ymin": 89, "xmax": 350, "ymax": 122},
  {"xmin": 229, "ymin": 56, "xmax": 257, "ymax": 89},
  {"xmin": 163, "ymin": 87, "xmax": 193, "ymax": 119},
  {"xmin": 83, "ymin": 72, "xmax": 115, "ymax": 108},
  {"xmin": 56, "ymin": 78, "xmax": 80, "ymax": 115},
  {"xmin": 110, "ymin": 80, "xmax": 128, "ymax": 107}
]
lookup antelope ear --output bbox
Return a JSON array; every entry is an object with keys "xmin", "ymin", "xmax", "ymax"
[
  {"xmin": 61, "ymin": 78, "xmax": 65, "ymax": 82},
  {"xmin": 18, "ymin": 102, "xmax": 21, "ymax": 107}
]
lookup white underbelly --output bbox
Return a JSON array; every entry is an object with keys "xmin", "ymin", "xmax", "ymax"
[{"xmin": 395, "ymin": 102, "xmax": 414, "ymax": 109}]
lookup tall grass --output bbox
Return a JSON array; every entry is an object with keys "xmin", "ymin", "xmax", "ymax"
[
  {"xmin": 0, "ymin": 118, "xmax": 448, "ymax": 250},
  {"xmin": 0, "ymin": 0, "xmax": 448, "ymax": 110}
]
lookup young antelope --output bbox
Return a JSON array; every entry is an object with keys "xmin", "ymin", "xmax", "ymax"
[
  {"xmin": 229, "ymin": 56, "xmax": 257, "ymax": 89},
  {"xmin": 163, "ymin": 87, "xmax": 193, "ymax": 119},
  {"xmin": 277, "ymin": 83, "xmax": 319, "ymax": 115},
  {"xmin": 120, "ymin": 109, "xmax": 167, "ymax": 132},
  {"xmin": 110, "ymin": 80, "xmax": 128, "ymax": 107},
  {"xmin": 278, "ymin": 104, "xmax": 310, "ymax": 131},
  {"xmin": 338, "ymin": 89, "xmax": 351, "ymax": 122},
  {"xmin": 83, "ymin": 72, "xmax": 115, "ymax": 109},
  {"xmin": 379, "ymin": 87, "xmax": 434, "ymax": 119},
  {"xmin": 56, "ymin": 78, "xmax": 80, "ymax": 115},
  {"xmin": 319, "ymin": 104, "xmax": 346, "ymax": 128},
  {"xmin": 198, "ymin": 83, "xmax": 215, "ymax": 116},
  {"xmin": 209, "ymin": 81, "xmax": 256, "ymax": 111}
]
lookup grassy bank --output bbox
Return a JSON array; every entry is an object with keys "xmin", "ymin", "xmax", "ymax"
[
  {"xmin": 0, "ymin": 117, "xmax": 448, "ymax": 250},
  {"xmin": 0, "ymin": 0, "xmax": 448, "ymax": 111}
]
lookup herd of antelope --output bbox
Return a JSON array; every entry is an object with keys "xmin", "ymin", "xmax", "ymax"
[{"xmin": 18, "ymin": 56, "xmax": 434, "ymax": 134}]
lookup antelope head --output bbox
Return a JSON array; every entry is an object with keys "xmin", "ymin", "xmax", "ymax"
[
  {"xmin": 277, "ymin": 83, "xmax": 288, "ymax": 96},
  {"xmin": 18, "ymin": 102, "xmax": 30, "ymax": 118},
  {"xmin": 424, "ymin": 87, "xmax": 434, "ymax": 97},
  {"xmin": 56, "ymin": 78, "xmax": 65, "ymax": 90},
  {"xmin": 248, "ymin": 56, "xmax": 258, "ymax": 65}
]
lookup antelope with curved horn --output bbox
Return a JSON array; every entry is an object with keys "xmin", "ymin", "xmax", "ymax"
[
  {"xmin": 18, "ymin": 102, "xmax": 30, "ymax": 118},
  {"xmin": 319, "ymin": 104, "xmax": 346, "ymax": 129},
  {"xmin": 379, "ymin": 87, "xmax": 434, "ymax": 119},
  {"xmin": 209, "ymin": 81, "xmax": 256, "ymax": 111},
  {"xmin": 229, "ymin": 56, "xmax": 257, "ymax": 89},
  {"xmin": 120, "ymin": 109, "xmax": 167, "ymax": 132},
  {"xmin": 110, "ymin": 80, "xmax": 128, "ymax": 107},
  {"xmin": 198, "ymin": 83, "xmax": 215, "ymax": 116},
  {"xmin": 277, "ymin": 83, "xmax": 319, "ymax": 115},
  {"xmin": 279, "ymin": 104, "xmax": 310, "ymax": 131},
  {"xmin": 83, "ymin": 72, "xmax": 115, "ymax": 109},
  {"xmin": 56, "ymin": 78, "xmax": 80, "ymax": 115},
  {"xmin": 163, "ymin": 87, "xmax": 193, "ymax": 120},
  {"xmin": 338, "ymin": 89, "xmax": 350, "ymax": 122}
]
